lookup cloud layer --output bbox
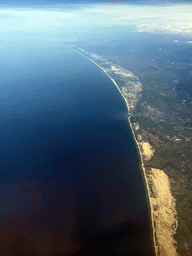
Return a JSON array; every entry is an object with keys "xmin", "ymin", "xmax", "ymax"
[{"xmin": 0, "ymin": 2, "xmax": 192, "ymax": 42}]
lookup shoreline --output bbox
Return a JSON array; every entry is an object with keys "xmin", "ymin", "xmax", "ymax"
[
  {"xmin": 70, "ymin": 47, "xmax": 130, "ymax": 114},
  {"xmin": 128, "ymin": 116, "xmax": 158, "ymax": 256},
  {"xmin": 71, "ymin": 46, "xmax": 158, "ymax": 256}
]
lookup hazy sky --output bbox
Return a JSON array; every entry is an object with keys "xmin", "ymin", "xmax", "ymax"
[
  {"xmin": 1, "ymin": 0, "xmax": 192, "ymax": 43},
  {"xmin": 1, "ymin": 0, "xmax": 192, "ymax": 4}
]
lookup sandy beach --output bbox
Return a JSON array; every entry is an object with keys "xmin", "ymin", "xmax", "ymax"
[
  {"xmin": 130, "ymin": 119, "xmax": 178, "ymax": 256},
  {"xmin": 72, "ymin": 46, "xmax": 178, "ymax": 256}
]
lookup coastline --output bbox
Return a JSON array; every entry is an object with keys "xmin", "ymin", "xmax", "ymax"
[
  {"xmin": 128, "ymin": 116, "xmax": 158, "ymax": 256},
  {"xmin": 70, "ymin": 46, "xmax": 158, "ymax": 255},
  {"xmin": 70, "ymin": 45, "xmax": 178, "ymax": 256}
]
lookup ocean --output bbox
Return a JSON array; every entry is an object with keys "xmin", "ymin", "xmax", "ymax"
[{"xmin": 0, "ymin": 40, "xmax": 155, "ymax": 256}]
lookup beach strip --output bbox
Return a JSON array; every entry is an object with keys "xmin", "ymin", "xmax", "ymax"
[{"xmin": 70, "ymin": 46, "xmax": 158, "ymax": 256}]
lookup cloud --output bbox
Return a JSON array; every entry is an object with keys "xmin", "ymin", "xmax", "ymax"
[
  {"xmin": 81, "ymin": 3, "xmax": 192, "ymax": 36},
  {"xmin": 0, "ymin": 2, "xmax": 192, "ymax": 42}
]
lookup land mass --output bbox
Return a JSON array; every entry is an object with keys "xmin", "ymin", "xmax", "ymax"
[{"xmin": 69, "ymin": 42, "xmax": 192, "ymax": 256}]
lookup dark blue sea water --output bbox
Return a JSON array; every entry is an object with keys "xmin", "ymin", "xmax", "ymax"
[{"xmin": 0, "ymin": 41, "xmax": 155, "ymax": 256}]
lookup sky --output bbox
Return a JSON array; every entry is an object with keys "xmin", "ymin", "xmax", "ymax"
[
  {"xmin": 1, "ymin": 0, "xmax": 192, "ymax": 4},
  {"xmin": 0, "ymin": 0, "xmax": 192, "ymax": 43}
]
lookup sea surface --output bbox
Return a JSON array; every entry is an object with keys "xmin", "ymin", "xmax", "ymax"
[{"xmin": 0, "ymin": 40, "xmax": 155, "ymax": 256}]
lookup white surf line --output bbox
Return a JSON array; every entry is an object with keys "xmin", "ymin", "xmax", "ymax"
[
  {"xmin": 128, "ymin": 115, "xmax": 158, "ymax": 256},
  {"xmin": 69, "ymin": 45, "xmax": 158, "ymax": 256},
  {"xmin": 70, "ymin": 47, "xmax": 131, "ymax": 114}
]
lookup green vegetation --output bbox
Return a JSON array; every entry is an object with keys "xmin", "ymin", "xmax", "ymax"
[
  {"xmin": 145, "ymin": 92, "xmax": 188, "ymax": 112},
  {"xmin": 139, "ymin": 116, "xmax": 160, "ymax": 129},
  {"xmin": 140, "ymin": 66, "xmax": 176, "ymax": 89},
  {"xmin": 150, "ymin": 147, "xmax": 175, "ymax": 166},
  {"xmin": 138, "ymin": 116, "xmax": 178, "ymax": 136},
  {"xmin": 147, "ymin": 92, "xmax": 175, "ymax": 106}
]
